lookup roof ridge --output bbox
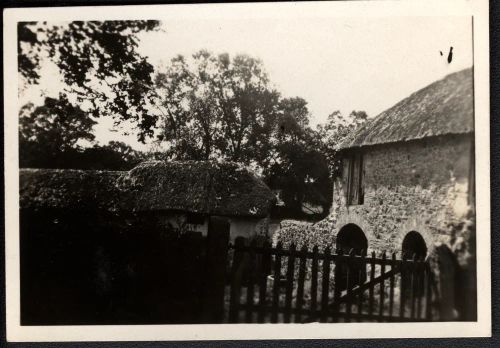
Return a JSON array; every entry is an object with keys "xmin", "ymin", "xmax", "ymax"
[{"xmin": 340, "ymin": 67, "xmax": 473, "ymax": 149}]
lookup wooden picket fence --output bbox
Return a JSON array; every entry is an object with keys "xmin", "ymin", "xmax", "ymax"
[{"xmin": 227, "ymin": 237, "xmax": 439, "ymax": 323}]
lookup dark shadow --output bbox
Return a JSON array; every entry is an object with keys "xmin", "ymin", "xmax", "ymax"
[
  {"xmin": 401, "ymin": 231, "xmax": 427, "ymax": 300},
  {"xmin": 402, "ymin": 231, "xmax": 427, "ymax": 260},
  {"xmin": 335, "ymin": 224, "xmax": 368, "ymax": 290},
  {"xmin": 336, "ymin": 223, "xmax": 368, "ymax": 255},
  {"xmin": 20, "ymin": 208, "xmax": 228, "ymax": 325}
]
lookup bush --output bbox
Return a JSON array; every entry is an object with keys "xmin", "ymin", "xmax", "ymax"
[{"xmin": 272, "ymin": 217, "xmax": 337, "ymax": 251}]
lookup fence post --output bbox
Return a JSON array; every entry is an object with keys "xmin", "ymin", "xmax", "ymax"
[
  {"xmin": 356, "ymin": 249, "xmax": 366, "ymax": 321},
  {"xmin": 284, "ymin": 243, "xmax": 296, "ymax": 323},
  {"xmin": 416, "ymin": 257, "xmax": 423, "ymax": 319},
  {"xmin": 202, "ymin": 216, "xmax": 230, "ymax": 323},
  {"xmin": 345, "ymin": 249, "xmax": 355, "ymax": 322},
  {"xmin": 425, "ymin": 262, "xmax": 433, "ymax": 320},
  {"xmin": 258, "ymin": 241, "xmax": 271, "ymax": 323},
  {"xmin": 320, "ymin": 246, "xmax": 331, "ymax": 323},
  {"xmin": 271, "ymin": 242, "xmax": 282, "ymax": 323},
  {"xmin": 295, "ymin": 244, "xmax": 307, "ymax": 323},
  {"xmin": 332, "ymin": 248, "xmax": 343, "ymax": 321},
  {"xmin": 229, "ymin": 236, "xmax": 246, "ymax": 323},
  {"xmin": 310, "ymin": 245, "xmax": 319, "ymax": 321},
  {"xmin": 410, "ymin": 254, "xmax": 417, "ymax": 319},
  {"xmin": 379, "ymin": 252, "xmax": 386, "ymax": 321},
  {"xmin": 389, "ymin": 252, "xmax": 396, "ymax": 318},
  {"xmin": 399, "ymin": 255, "xmax": 407, "ymax": 319},
  {"xmin": 245, "ymin": 238, "xmax": 257, "ymax": 323},
  {"xmin": 368, "ymin": 251, "xmax": 376, "ymax": 317}
]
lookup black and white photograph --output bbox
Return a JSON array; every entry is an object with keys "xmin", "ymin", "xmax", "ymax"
[{"xmin": 3, "ymin": 0, "xmax": 491, "ymax": 341}]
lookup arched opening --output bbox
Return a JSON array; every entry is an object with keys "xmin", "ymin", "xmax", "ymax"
[
  {"xmin": 336, "ymin": 223, "xmax": 368, "ymax": 255},
  {"xmin": 401, "ymin": 231, "xmax": 427, "ymax": 260},
  {"xmin": 335, "ymin": 224, "xmax": 368, "ymax": 290},
  {"xmin": 401, "ymin": 231, "xmax": 427, "ymax": 300}
]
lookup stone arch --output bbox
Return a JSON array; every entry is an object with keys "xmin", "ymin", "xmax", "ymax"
[
  {"xmin": 335, "ymin": 223, "xmax": 368, "ymax": 290},
  {"xmin": 396, "ymin": 218, "xmax": 436, "ymax": 256},
  {"xmin": 335, "ymin": 214, "xmax": 375, "ymax": 250},
  {"xmin": 336, "ymin": 223, "xmax": 368, "ymax": 255},
  {"xmin": 401, "ymin": 231, "xmax": 427, "ymax": 260}
]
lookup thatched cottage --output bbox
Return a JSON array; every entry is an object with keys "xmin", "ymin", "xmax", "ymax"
[
  {"xmin": 117, "ymin": 161, "xmax": 275, "ymax": 240},
  {"xmin": 331, "ymin": 68, "xmax": 475, "ymax": 260},
  {"xmin": 20, "ymin": 160, "xmax": 276, "ymax": 241},
  {"xmin": 19, "ymin": 160, "xmax": 275, "ymax": 324}
]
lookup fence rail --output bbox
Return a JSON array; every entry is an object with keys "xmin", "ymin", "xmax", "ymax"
[{"xmin": 227, "ymin": 237, "xmax": 439, "ymax": 323}]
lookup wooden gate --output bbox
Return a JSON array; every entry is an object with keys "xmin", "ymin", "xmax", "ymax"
[{"xmin": 227, "ymin": 237, "xmax": 439, "ymax": 323}]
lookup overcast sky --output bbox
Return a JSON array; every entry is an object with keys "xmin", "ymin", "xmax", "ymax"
[{"xmin": 21, "ymin": 15, "xmax": 473, "ymax": 150}]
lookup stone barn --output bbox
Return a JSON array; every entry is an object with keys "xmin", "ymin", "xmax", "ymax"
[{"xmin": 331, "ymin": 67, "xmax": 475, "ymax": 261}]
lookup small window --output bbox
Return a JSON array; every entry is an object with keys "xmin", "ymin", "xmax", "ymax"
[{"xmin": 345, "ymin": 152, "xmax": 364, "ymax": 205}]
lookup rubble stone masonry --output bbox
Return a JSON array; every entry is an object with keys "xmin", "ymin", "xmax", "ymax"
[{"xmin": 331, "ymin": 134, "xmax": 474, "ymax": 255}]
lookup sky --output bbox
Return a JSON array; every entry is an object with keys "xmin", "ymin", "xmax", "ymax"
[{"xmin": 20, "ymin": 15, "xmax": 473, "ymax": 150}]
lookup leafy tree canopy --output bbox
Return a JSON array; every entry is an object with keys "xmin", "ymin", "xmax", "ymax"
[
  {"xmin": 316, "ymin": 110, "xmax": 368, "ymax": 177},
  {"xmin": 18, "ymin": 20, "xmax": 161, "ymax": 142},
  {"xmin": 153, "ymin": 50, "xmax": 280, "ymax": 163},
  {"xmin": 19, "ymin": 94, "xmax": 97, "ymax": 153}
]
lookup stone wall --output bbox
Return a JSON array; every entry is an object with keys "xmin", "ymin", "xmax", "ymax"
[{"xmin": 330, "ymin": 134, "xmax": 474, "ymax": 255}]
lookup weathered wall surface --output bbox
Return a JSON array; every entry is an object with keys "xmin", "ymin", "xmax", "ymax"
[
  {"xmin": 331, "ymin": 134, "xmax": 474, "ymax": 255},
  {"xmin": 159, "ymin": 213, "xmax": 269, "ymax": 242},
  {"xmin": 159, "ymin": 214, "xmax": 209, "ymax": 235},
  {"xmin": 229, "ymin": 216, "xmax": 270, "ymax": 241}
]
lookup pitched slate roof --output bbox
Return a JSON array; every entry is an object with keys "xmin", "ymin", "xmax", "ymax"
[
  {"xmin": 20, "ymin": 161, "xmax": 276, "ymax": 218},
  {"xmin": 340, "ymin": 68, "xmax": 474, "ymax": 149}
]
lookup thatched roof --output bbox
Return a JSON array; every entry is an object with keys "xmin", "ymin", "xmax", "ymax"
[
  {"xmin": 19, "ymin": 169, "xmax": 123, "ymax": 211},
  {"xmin": 20, "ymin": 161, "xmax": 275, "ymax": 218},
  {"xmin": 340, "ymin": 68, "xmax": 473, "ymax": 149},
  {"xmin": 117, "ymin": 161, "xmax": 275, "ymax": 217}
]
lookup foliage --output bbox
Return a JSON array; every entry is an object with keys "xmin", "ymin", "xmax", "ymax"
[
  {"xmin": 19, "ymin": 94, "xmax": 97, "ymax": 164},
  {"xmin": 78, "ymin": 141, "xmax": 145, "ymax": 170},
  {"xmin": 316, "ymin": 110, "xmax": 368, "ymax": 178},
  {"xmin": 264, "ymin": 97, "xmax": 332, "ymax": 218},
  {"xmin": 153, "ymin": 50, "xmax": 280, "ymax": 162},
  {"xmin": 19, "ymin": 141, "xmax": 143, "ymax": 171},
  {"xmin": 272, "ymin": 219, "xmax": 336, "ymax": 251},
  {"xmin": 19, "ymin": 95, "xmax": 144, "ymax": 170},
  {"xmin": 18, "ymin": 33, "xmax": 368, "ymax": 220},
  {"xmin": 20, "ymin": 133, "xmax": 143, "ymax": 172},
  {"xmin": 152, "ymin": 50, "xmax": 336, "ymax": 218},
  {"xmin": 18, "ymin": 20, "xmax": 161, "ymax": 142}
]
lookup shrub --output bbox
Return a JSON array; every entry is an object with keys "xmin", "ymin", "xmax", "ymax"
[{"xmin": 272, "ymin": 217, "xmax": 337, "ymax": 251}]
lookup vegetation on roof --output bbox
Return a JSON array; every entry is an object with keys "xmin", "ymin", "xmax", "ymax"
[
  {"xmin": 20, "ymin": 161, "xmax": 276, "ymax": 217},
  {"xmin": 340, "ymin": 68, "xmax": 473, "ymax": 149},
  {"xmin": 117, "ymin": 161, "xmax": 275, "ymax": 217},
  {"xmin": 20, "ymin": 168, "xmax": 123, "ymax": 211}
]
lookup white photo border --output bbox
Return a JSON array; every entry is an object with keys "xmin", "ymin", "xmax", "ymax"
[{"xmin": 3, "ymin": 0, "xmax": 491, "ymax": 341}]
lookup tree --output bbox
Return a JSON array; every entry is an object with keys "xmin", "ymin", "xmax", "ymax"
[
  {"xmin": 78, "ymin": 141, "xmax": 144, "ymax": 170},
  {"xmin": 20, "ymin": 94, "xmax": 96, "ymax": 151},
  {"xmin": 18, "ymin": 20, "xmax": 161, "ymax": 142},
  {"xmin": 268, "ymin": 142, "xmax": 331, "ymax": 218},
  {"xmin": 316, "ymin": 110, "xmax": 368, "ymax": 178},
  {"xmin": 265, "ymin": 97, "xmax": 332, "ymax": 218},
  {"xmin": 153, "ymin": 50, "xmax": 280, "ymax": 163},
  {"xmin": 19, "ymin": 94, "xmax": 97, "ymax": 168}
]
